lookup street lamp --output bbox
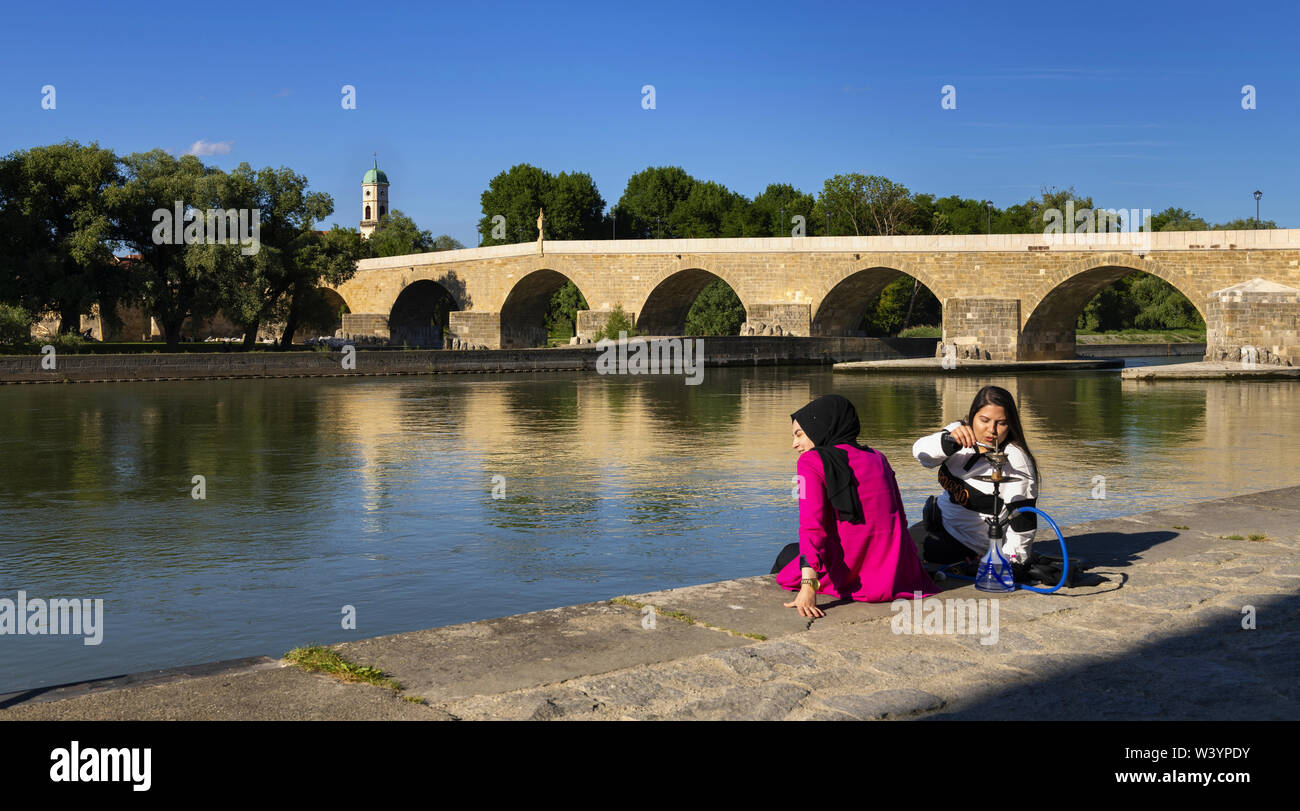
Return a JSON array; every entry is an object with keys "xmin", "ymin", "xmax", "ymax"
[
  {"xmin": 612, "ymin": 209, "xmax": 617, "ymax": 240},
  {"xmin": 657, "ymin": 216, "xmax": 661, "ymax": 239},
  {"xmin": 779, "ymin": 206, "xmax": 785, "ymax": 237},
  {"xmin": 1254, "ymin": 190, "xmax": 1262, "ymax": 227},
  {"xmin": 984, "ymin": 200, "xmax": 992, "ymax": 235}
]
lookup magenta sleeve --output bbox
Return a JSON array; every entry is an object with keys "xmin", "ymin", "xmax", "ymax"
[{"xmin": 796, "ymin": 451, "xmax": 830, "ymax": 574}]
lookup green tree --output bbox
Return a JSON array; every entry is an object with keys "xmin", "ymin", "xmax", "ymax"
[
  {"xmin": 368, "ymin": 210, "xmax": 435, "ymax": 256},
  {"xmin": 431, "ymin": 234, "xmax": 465, "ymax": 251},
  {"xmin": 614, "ymin": 166, "xmax": 696, "ymax": 238},
  {"xmin": 671, "ymin": 180, "xmax": 748, "ymax": 238},
  {"xmin": 544, "ymin": 171, "xmax": 606, "ymax": 240},
  {"xmin": 594, "ymin": 304, "xmax": 637, "ymax": 340},
  {"xmin": 685, "ymin": 280, "xmax": 745, "ymax": 335},
  {"xmin": 108, "ymin": 149, "xmax": 223, "ymax": 349},
  {"xmin": 545, "ymin": 280, "xmax": 589, "ymax": 342},
  {"xmin": 283, "ymin": 226, "xmax": 368, "ymax": 342},
  {"xmin": 0, "ymin": 141, "xmax": 125, "ymax": 334},
  {"xmin": 748, "ymin": 183, "xmax": 817, "ymax": 237},
  {"xmin": 859, "ymin": 276, "xmax": 940, "ymax": 335},
  {"xmin": 1151, "ymin": 207, "xmax": 1208, "ymax": 231},
  {"xmin": 1212, "ymin": 217, "xmax": 1278, "ymax": 230},
  {"xmin": 478, "ymin": 164, "xmax": 604, "ymax": 245},
  {"xmin": 814, "ymin": 174, "xmax": 914, "ymax": 236},
  {"xmin": 197, "ymin": 163, "xmax": 339, "ymax": 348},
  {"xmin": 0, "ymin": 303, "xmax": 32, "ymax": 344}
]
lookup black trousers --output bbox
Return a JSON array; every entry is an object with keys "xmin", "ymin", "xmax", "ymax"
[
  {"xmin": 770, "ymin": 542, "xmax": 800, "ymax": 575},
  {"xmin": 921, "ymin": 495, "xmax": 980, "ymax": 565}
]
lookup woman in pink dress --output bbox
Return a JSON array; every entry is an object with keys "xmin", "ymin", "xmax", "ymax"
[{"xmin": 775, "ymin": 394, "xmax": 937, "ymax": 617}]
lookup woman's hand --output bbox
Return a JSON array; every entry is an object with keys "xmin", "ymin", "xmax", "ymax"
[
  {"xmin": 950, "ymin": 423, "xmax": 979, "ymax": 449},
  {"xmin": 784, "ymin": 584, "xmax": 826, "ymax": 618}
]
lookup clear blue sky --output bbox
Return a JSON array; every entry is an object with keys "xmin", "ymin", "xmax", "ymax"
[{"xmin": 3, "ymin": 0, "xmax": 1297, "ymax": 245}]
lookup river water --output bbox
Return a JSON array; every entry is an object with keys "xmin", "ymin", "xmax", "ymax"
[{"xmin": 2, "ymin": 362, "xmax": 1297, "ymax": 692}]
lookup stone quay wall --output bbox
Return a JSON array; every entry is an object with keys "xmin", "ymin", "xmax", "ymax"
[{"xmin": 0, "ymin": 337, "xmax": 938, "ymax": 384}]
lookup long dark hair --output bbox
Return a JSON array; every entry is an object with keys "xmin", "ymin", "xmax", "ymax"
[{"xmin": 964, "ymin": 385, "xmax": 1040, "ymax": 482}]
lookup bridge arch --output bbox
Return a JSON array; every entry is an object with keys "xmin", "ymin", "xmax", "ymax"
[
  {"xmin": 389, "ymin": 279, "xmax": 462, "ymax": 347},
  {"xmin": 300, "ymin": 287, "xmax": 351, "ymax": 338},
  {"xmin": 501, "ymin": 268, "xmax": 591, "ymax": 348},
  {"xmin": 811, "ymin": 265, "xmax": 943, "ymax": 336},
  {"xmin": 635, "ymin": 268, "xmax": 747, "ymax": 336},
  {"xmin": 1020, "ymin": 254, "xmax": 1206, "ymax": 360}
]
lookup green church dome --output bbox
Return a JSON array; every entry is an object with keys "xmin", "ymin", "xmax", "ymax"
[{"xmin": 363, "ymin": 166, "xmax": 388, "ymax": 184}]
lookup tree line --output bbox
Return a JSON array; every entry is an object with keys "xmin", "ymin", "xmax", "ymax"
[
  {"xmin": 0, "ymin": 141, "xmax": 462, "ymax": 349},
  {"xmin": 480, "ymin": 164, "xmax": 1272, "ymax": 338},
  {"xmin": 2, "ymin": 143, "xmax": 1274, "ymax": 348}
]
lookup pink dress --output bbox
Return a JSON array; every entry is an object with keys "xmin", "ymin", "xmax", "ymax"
[{"xmin": 777, "ymin": 445, "xmax": 937, "ymax": 602}]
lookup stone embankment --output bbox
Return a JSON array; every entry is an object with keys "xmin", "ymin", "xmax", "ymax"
[{"xmin": 0, "ymin": 337, "xmax": 936, "ymax": 384}]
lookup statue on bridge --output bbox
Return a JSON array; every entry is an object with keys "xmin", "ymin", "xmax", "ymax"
[{"xmin": 537, "ymin": 208, "xmax": 545, "ymax": 255}]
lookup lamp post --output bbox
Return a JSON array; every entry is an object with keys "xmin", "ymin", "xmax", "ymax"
[
  {"xmin": 779, "ymin": 206, "xmax": 785, "ymax": 237},
  {"xmin": 657, "ymin": 216, "xmax": 661, "ymax": 239},
  {"xmin": 1254, "ymin": 190, "xmax": 1262, "ymax": 227},
  {"xmin": 984, "ymin": 200, "xmax": 992, "ymax": 235},
  {"xmin": 612, "ymin": 210, "xmax": 617, "ymax": 240},
  {"xmin": 825, "ymin": 211, "xmax": 831, "ymax": 236}
]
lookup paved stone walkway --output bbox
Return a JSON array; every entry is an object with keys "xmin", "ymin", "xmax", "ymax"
[{"xmin": 3, "ymin": 487, "xmax": 1297, "ymax": 720}]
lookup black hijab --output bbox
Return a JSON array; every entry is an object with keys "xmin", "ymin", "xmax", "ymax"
[{"xmin": 791, "ymin": 394, "xmax": 870, "ymax": 524}]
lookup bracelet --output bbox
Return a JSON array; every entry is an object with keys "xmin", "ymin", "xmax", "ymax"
[{"xmin": 801, "ymin": 577, "xmax": 820, "ymax": 590}]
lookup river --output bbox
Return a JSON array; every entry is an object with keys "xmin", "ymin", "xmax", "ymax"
[{"xmin": 2, "ymin": 362, "xmax": 1297, "ymax": 692}]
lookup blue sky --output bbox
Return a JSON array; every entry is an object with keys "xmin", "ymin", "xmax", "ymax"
[{"xmin": 3, "ymin": 0, "xmax": 1297, "ymax": 245}]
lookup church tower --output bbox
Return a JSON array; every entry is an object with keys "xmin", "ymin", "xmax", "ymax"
[{"xmin": 360, "ymin": 159, "xmax": 389, "ymax": 238}]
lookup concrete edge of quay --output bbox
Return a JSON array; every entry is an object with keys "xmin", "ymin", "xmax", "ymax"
[
  {"xmin": 3, "ymin": 484, "xmax": 1298, "ymax": 720},
  {"xmin": 834, "ymin": 358, "xmax": 1125, "ymax": 373},
  {"xmin": 1121, "ymin": 361, "xmax": 1300, "ymax": 380}
]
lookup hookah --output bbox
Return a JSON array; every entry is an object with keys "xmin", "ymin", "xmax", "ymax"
[{"xmin": 944, "ymin": 443, "xmax": 1072, "ymax": 595}]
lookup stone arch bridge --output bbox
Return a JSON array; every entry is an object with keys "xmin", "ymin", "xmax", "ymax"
[{"xmin": 331, "ymin": 230, "xmax": 1300, "ymax": 363}]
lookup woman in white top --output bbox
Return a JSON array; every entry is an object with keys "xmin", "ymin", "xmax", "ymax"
[{"xmin": 911, "ymin": 385, "xmax": 1040, "ymax": 567}]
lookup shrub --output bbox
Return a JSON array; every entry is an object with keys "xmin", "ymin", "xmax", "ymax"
[
  {"xmin": 49, "ymin": 333, "xmax": 85, "ymax": 352},
  {"xmin": 898, "ymin": 324, "xmax": 941, "ymax": 338},
  {"xmin": 594, "ymin": 304, "xmax": 637, "ymax": 341},
  {"xmin": 0, "ymin": 304, "xmax": 33, "ymax": 344}
]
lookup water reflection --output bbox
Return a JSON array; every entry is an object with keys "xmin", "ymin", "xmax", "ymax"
[{"xmin": 1, "ymin": 368, "xmax": 1298, "ymax": 692}]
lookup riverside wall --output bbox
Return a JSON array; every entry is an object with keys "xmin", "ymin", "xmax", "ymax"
[{"xmin": 0, "ymin": 337, "xmax": 938, "ymax": 384}]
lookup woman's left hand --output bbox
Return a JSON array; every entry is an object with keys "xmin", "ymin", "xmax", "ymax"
[{"xmin": 784, "ymin": 585, "xmax": 826, "ymax": 618}]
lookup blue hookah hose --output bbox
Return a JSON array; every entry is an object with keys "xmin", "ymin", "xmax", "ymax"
[{"xmin": 936, "ymin": 506, "xmax": 1070, "ymax": 594}]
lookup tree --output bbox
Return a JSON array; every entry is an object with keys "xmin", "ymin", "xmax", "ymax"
[
  {"xmin": 614, "ymin": 166, "xmax": 696, "ymax": 238},
  {"xmin": 685, "ymin": 280, "xmax": 745, "ymax": 335},
  {"xmin": 594, "ymin": 304, "xmax": 636, "ymax": 340},
  {"xmin": 1212, "ymin": 217, "xmax": 1278, "ymax": 230},
  {"xmin": 282, "ymin": 226, "xmax": 368, "ymax": 343},
  {"xmin": 814, "ymin": 174, "xmax": 913, "ymax": 236},
  {"xmin": 478, "ymin": 164, "xmax": 604, "ymax": 245},
  {"xmin": 431, "ymin": 234, "xmax": 465, "ymax": 251},
  {"xmin": 108, "ymin": 149, "xmax": 222, "ymax": 349},
  {"xmin": 544, "ymin": 171, "xmax": 606, "ymax": 240},
  {"xmin": 859, "ymin": 276, "xmax": 940, "ymax": 335},
  {"xmin": 200, "ymin": 163, "xmax": 338, "ymax": 348},
  {"xmin": 671, "ymin": 180, "xmax": 748, "ymax": 238},
  {"xmin": 368, "ymin": 210, "xmax": 435, "ymax": 256},
  {"xmin": 749, "ymin": 183, "xmax": 816, "ymax": 237},
  {"xmin": 0, "ymin": 142, "xmax": 124, "ymax": 333},
  {"xmin": 546, "ymin": 281, "xmax": 588, "ymax": 342},
  {"xmin": 1151, "ymin": 207, "xmax": 1208, "ymax": 232}
]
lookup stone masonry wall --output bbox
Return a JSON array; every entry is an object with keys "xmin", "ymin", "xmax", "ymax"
[
  {"xmin": 1205, "ymin": 290, "xmax": 1299, "ymax": 366},
  {"xmin": 941, "ymin": 298, "xmax": 1020, "ymax": 361}
]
